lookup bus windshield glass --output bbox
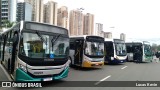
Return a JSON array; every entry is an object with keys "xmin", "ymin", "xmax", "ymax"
[
  {"xmin": 85, "ymin": 41, "xmax": 104, "ymax": 56},
  {"xmin": 19, "ymin": 32, "xmax": 69, "ymax": 58},
  {"xmin": 115, "ymin": 42, "xmax": 127, "ymax": 56},
  {"xmin": 144, "ymin": 44, "xmax": 152, "ymax": 56}
]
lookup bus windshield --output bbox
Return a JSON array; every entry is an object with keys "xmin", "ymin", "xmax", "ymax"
[
  {"xmin": 19, "ymin": 32, "xmax": 69, "ymax": 58},
  {"xmin": 85, "ymin": 41, "xmax": 104, "ymax": 56},
  {"xmin": 144, "ymin": 44, "xmax": 152, "ymax": 56},
  {"xmin": 115, "ymin": 43, "xmax": 127, "ymax": 56}
]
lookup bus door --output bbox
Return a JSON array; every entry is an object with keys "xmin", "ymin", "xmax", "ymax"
[
  {"xmin": 104, "ymin": 42, "xmax": 114, "ymax": 63},
  {"xmin": 10, "ymin": 33, "xmax": 19, "ymax": 74},
  {"xmin": 3, "ymin": 33, "xmax": 11, "ymax": 70},
  {"xmin": 74, "ymin": 39, "xmax": 84, "ymax": 65}
]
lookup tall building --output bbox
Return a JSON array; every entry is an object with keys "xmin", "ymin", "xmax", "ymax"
[
  {"xmin": 44, "ymin": 1, "xmax": 57, "ymax": 25},
  {"xmin": 120, "ymin": 33, "xmax": 126, "ymax": 41},
  {"xmin": 104, "ymin": 32, "xmax": 112, "ymax": 38},
  {"xmin": 10, "ymin": 0, "xmax": 17, "ymax": 22},
  {"xmin": 16, "ymin": 2, "xmax": 32, "ymax": 22},
  {"xmin": 100, "ymin": 31, "xmax": 104, "ymax": 37},
  {"xmin": 0, "ymin": 0, "xmax": 17, "ymax": 26},
  {"xmin": 94, "ymin": 23, "xmax": 103, "ymax": 36},
  {"xmin": 69, "ymin": 10, "xmax": 84, "ymax": 36},
  {"xmin": 57, "ymin": 6, "xmax": 68, "ymax": 29},
  {"xmin": 0, "ymin": 1, "xmax": 1, "ymax": 26},
  {"xmin": 83, "ymin": 13, "xmax": 94, "ymax": 35},
  {"xmin": 24, "ymin": 0, "xmax": 44, "ymax": 23}
]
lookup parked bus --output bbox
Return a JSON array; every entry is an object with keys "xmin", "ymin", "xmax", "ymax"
[
  {"xmin": 104, "ymin": 38, "xmax": 127, "ymax": 64},
  {"xmin": 0, "ymin": 21, "xmax": 70, "ymax": 81},
  {"xmin": 126, "ymin": 41, "xmax": 153, "ymax": 62},
  {"xmin": 69, "ymin": 35, "xmax": 104, "ymax": 68}
]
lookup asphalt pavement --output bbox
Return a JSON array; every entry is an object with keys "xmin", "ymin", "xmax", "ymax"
[{"xmin": 0, "ymin": 56, "xmax": 160, "ymax": 90}]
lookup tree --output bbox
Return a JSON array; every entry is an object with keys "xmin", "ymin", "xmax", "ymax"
[{"xmin": 1, "ymin": 20, "xmax": 15, "ymax": 28}]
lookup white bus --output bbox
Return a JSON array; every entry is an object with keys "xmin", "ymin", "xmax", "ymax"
[
  {"xmin": 126, "ymin": 41, "xmax": 153, "ymax": 62},
  {"xmin": 104, "ymin": 38, "xmax": 127, "ymax": 64},
  {"xmin": 69, "ymin": 35, "xmax": 104, "ymax": 68},
  {"xmin": 0, "ymin": 21, "xmax": 70, "ymax": 81}
]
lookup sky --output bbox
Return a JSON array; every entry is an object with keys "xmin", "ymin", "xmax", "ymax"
[{"xmin": 18, "ymin": 0, "xmax": 160, "ymax": 45}]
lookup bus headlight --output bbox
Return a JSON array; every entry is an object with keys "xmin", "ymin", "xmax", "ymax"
[
  {"xmin": 18, "ymin": 63, "xmax": 27, "ymax": 72},
  {"xmin": 111, "ymin": 57, "xmax": 114, "ymax": 60}
]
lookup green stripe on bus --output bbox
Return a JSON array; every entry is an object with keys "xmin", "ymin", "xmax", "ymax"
[
  {"xmin": 54, "ymin": 67, "xmax": 69, "ymax": 80},
  {"xmin": 15, "ymin": 68, "xmax": 41, "ymax": 81},
  {"xmin": 15, "ymin": 67, "xmax": 69, "ymax": 81}
]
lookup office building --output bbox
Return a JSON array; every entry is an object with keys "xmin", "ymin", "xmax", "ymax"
[
  {"xmin": 1, "ymin": 0, "xmax": 17, "ymax": 26},
  {"xmin": 16, "ymin": 2, "xmax": 32, "ymax": 22}
]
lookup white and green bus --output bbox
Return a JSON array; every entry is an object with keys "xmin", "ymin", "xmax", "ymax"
[
  {"xmin": 0, "ymin": 21, "xmax": 70, "ymax": 81},
  {"xmin": 126, "ymin": 41, "xmax": 153, "ymax": 62}
]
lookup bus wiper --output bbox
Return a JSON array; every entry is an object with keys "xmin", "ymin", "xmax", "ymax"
[
  {"xmin": 51, "ymin": 34, "xmax": 61, "ymax": 51},
  {"xmin": 51, "ymin": 34, "xmax": 61, "ymax": 44},
  {"xmin": 36, "ymin": 31, "xmax": 47, "ymax": 45}
]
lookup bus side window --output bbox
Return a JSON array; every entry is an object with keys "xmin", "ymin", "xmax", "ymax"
[
  {"xmin": 10, "ymin": 30, "xmax": 15, "ymax": 53},
  {"xmin": 6, "ymin": 32, "xmax": 11, "ymax": 54}
]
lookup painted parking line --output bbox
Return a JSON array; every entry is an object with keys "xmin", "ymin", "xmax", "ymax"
[
  {"xmin": 121, "ymin": 66, "xmax": 128, "ymax": 69},
  {"xmin": 94, "ymin": 75, "xmax": 111, "ymax": 85}
]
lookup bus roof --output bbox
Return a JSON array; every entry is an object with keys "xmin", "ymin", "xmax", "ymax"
[
  {"xmin": 23, "ymin": 21, "xmax": 68, "ymax": 30},
  {"xmin": 104, "ymin": 38, "xmax": 114, "ymax": 42},
  {"xmin": 126, "ymin": 41, "xmax": 150, "ymax": 44},
  {"xmin": 1, "ymin": 21, "xmax": 68, "ymax": 35},
  {"xmin": 105, "ymin": 38, "xmax": 124, "ymax": 42},
  {"xmin": 69, "ymin": 35, "xmax": 103, "ymax": 39}
]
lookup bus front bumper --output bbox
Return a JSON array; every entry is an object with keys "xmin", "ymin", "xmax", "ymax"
[
  {"xmin": 82, "ymin": 61, "xmax": 104, "ymax": 68},
  {"xmin": 15, "ymin": 67, "xmax": 69, "ymax": 81},
  {"xmin": 111, "ymin": 58, "xmax": 126, "ymax": 63}
]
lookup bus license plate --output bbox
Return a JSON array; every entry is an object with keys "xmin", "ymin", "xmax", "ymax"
[
  {"xmin": 43, "ymin": 78, "xmax": 53, "ymax": 81},
  {"xmin": 121, "ymin": 61, "xmax": 123, "ymax": 62}
]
